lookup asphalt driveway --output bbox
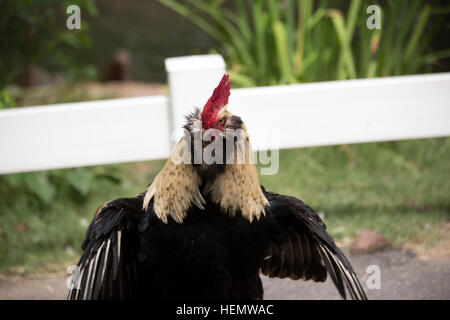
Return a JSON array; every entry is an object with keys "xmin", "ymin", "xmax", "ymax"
[{"xmin": 0, "ymin": 248, "xmax": 449, "ymax": 300}]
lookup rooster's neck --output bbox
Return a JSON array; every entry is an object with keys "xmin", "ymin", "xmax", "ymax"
[{"xmin": 143, "ymin": 134, "xmax": 267, "ymax": 224}]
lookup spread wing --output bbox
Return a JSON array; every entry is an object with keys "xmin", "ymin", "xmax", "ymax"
[
  {"xmin": 67, "ymin": 194, "xmax": 144, "ymax": 300},
  {"xmin": 262, "ymin": 188, "xmax": 367, "ymax": 300}
]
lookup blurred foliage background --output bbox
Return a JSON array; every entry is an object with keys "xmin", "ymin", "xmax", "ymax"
[
  {"xmin": 0, "ymin": 0, "xmax": 98, "ymax": 89},
  {"xmin": 159, "ymin": 0, "xmax": 450, "ymax": 86},
  {"xmin": 0, "ymin": 0, "xmax": 449, "ymax": 274}
]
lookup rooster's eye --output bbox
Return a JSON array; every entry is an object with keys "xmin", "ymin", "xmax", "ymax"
[{"xmin": 218, "ymin": 118, "xmax": 226, "ymax": 125}]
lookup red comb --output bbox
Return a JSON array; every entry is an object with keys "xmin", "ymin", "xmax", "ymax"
[{"xmin": 201, "ymin": 74, "xmax": 230, "ymax": 129}]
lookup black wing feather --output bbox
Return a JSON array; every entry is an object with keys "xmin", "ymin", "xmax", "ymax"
[
  {"xmin": 262, "ymin": 188, "xmax": 367, "ymax": 300},
  {"xmin": 67, "ymin": 195, "xmax": 144, "ymax": 300}
]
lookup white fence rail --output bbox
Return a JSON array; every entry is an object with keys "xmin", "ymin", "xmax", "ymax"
[
  {"xmin": 1, "ymin": 55, "xmax": 449, "ymax": 175},
  {"xmin": 0, "ymin": 96, "xmax": 170, "ymax": 174}
]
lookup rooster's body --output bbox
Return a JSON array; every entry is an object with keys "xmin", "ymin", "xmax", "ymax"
[{"xmin": 68, "ymin": 75, "xmax": 367, "ymax": 300}]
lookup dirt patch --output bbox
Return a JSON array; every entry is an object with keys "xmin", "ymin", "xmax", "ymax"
[
  {"xmin": 0, "ymin": 262, "xmax": 71, "ymax": 282},
  {"xmin": 11, "ymin": 81, "xmax": 167, "ymax": 107},
  {"xmin": 82, "ymin": 81, "xmax": 167, "ymax": 98},
  {"xmin": 404, "ymin": 222, "xmax": 450, "ymax": 261}
]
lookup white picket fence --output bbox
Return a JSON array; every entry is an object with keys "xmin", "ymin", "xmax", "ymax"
[{"xmin": 1, "ymin": 54, "xmax": 450, "ymax": 175}]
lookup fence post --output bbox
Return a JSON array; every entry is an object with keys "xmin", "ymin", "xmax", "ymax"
[{"xmin": 165, "ymin": 54, "xmax": 226, "ymax": 146}]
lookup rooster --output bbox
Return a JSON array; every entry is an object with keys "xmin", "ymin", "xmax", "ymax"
[{"xmin": 67, "ymin": 75, "xmax": 367, "ymax": 300}]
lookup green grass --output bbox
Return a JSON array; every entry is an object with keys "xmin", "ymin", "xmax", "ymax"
[
  {"xmin": 0, "ymin": 161, "xmax": 165, "ymax": 274},
  {"xmin": 258, "ymin": 138, "xmax": 450, "ymax": 244},
  {"xmin": 0, "ymin": 138, "xmax": 449, "ymax": 274}
]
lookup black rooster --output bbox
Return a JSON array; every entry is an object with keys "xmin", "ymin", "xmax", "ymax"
[{"xmin": 67, "ymin": 75, "xmax": 367, "ymax": 300}]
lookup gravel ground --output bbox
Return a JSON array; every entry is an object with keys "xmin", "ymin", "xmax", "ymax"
[{"xmin": 1, "ymin": 248, "xmax": 449, "ymax": 300}]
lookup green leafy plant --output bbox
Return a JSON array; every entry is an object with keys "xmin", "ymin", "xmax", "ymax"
[
  {"xmin": 158, "ymin": 0, "xmax": 450, "ymax": 87},
  {"xmin": 0, "ymin": 0, "xmax": 98, "ymax": 88},
  {"xmin": 0, "ymin": 88, "xmax": 16, "ymax": 109},
  {"xmin": 0, "ymin": 166, "xmax": 124, "ymax": 207}
]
